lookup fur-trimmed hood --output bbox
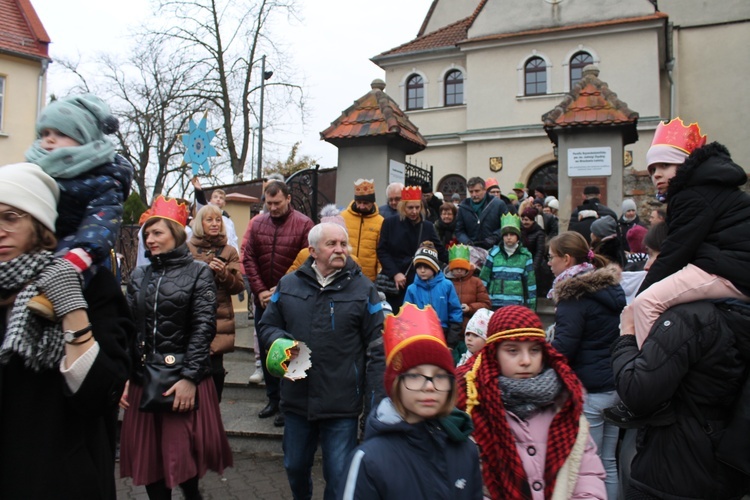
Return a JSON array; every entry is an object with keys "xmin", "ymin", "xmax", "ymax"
[
  {"xmin": 553, "ymin": 264, "xmax": 623, "ymax": 306},
  {"xmin": 667, "ymin": 142, "xmax": 747, "ymax": 199}
]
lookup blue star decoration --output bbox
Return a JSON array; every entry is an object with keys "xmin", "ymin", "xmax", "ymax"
[{"xmin": 181, "ymin": 114, "xmax": 218, "ymax": 176}]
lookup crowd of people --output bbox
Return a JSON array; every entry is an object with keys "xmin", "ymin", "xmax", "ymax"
[{"xmin": 2, "ymin": 91, "xmax": 750, "ymax": 500}]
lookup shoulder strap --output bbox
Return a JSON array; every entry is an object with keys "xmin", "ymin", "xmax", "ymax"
[{"xmin": 137, "ymin": 267, "xmax": 153, "ymax": 353}]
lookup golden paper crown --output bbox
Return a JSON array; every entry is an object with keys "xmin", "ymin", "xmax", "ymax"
[
  {"xmin": 354, "ymin": 178, "xmax": 375, "ymax": 196},
  {"xmin": 401, "ymin": 185, "xmax": 422, "ymax": 202},
  {"xmin": 144, "ymin": 195, "xmax": 189, "ymax": 226},
  {"xmin": 384, "ymin": 302, "xmax": 446, "ymax": 366},
  {"xmin": 651, "ymin": 117, "xmax": 707, "ymax": 155}
]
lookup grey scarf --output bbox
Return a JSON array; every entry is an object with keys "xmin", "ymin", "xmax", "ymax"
[
  {"xmin": 499, "ymin": 367, "xmax": 562, "ymax": 419},
  {"xmin": 25, "ymin": 139, "xmax": 115, "ymax": 179},
  {"xmin": 0, "ymin": 251, "xmax": 63, "ymax": 371}
]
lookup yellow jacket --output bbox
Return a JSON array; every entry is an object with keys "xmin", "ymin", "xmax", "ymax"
[{"xmin": 341, "ymin": 202, "xmax": 383, "ymax": 281}]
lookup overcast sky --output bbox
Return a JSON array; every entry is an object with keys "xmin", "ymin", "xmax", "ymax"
[{"xmin": 32, "ymin": 0, "xmax": 433, "ymax": 177}]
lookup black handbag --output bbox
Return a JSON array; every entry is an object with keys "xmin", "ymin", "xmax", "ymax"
[{"xmin": 136, "ymin": 267, "xmax": 198, "ymax": 413}]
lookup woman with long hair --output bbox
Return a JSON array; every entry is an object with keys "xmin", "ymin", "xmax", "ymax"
[
  {"xmin": 188, "ymin": 204, "xmax": 244, "ymax": 401},
  {"xmin": 0, "ymin": 163, "xmax": 131, "ymax": 498},
  {"xmin": 119, "ymin": 196, "xmax": 232, "ymax": 500},
  {"xmin": 547, "ymin": 231, "xmax": 625, "ymax": 500}
]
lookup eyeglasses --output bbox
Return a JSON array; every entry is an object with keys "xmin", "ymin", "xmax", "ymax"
[
  {"xmin": 399, "ymin": 373, "xmax": 454, "ymax": 392},
  {"xmin": 547, "ymin": 254, "xmax": 556, "ymax": 261},
  {"xmin": 0, "ymin": 211, "xmax": 29, "ymax": 233},
  {"xmin": 388, "ymin": 197, "xmax": 401, "ymax": 203}
]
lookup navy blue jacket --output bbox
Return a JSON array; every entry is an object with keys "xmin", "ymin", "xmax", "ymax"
[
  {"xmin": 259, "ymin": 257, "xmax": 385, "ymax": 420},
  {"xmin": 339, "ymin": 399, "xmax": 482, "ymax": 500},
  {"xmin": 377, "ymin": 217, "xmax": 446, "ymax": 281},
  {"xmin": 551, "ymin": 265, "xmax": 625, "ymax": 393},
  {"xmin": 455, "ymin": 193, "xmax": 509, "ymax": 248},
  {"xmin": 56, "ymin": 154, "xmax": 133, "ymax": 263}
]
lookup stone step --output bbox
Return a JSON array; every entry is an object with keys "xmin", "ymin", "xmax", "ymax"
[{"xmin": 219, "ymin": 385, "xmax": 283, "ymax": 455}]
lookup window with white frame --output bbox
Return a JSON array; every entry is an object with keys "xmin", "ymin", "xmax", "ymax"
[
  {"xmin": 406, "ymin": 74, "xmax": 424, "ymax": 110},
  {"xmin": 525, "ymin": 57, "xmax": 547, "ymax": 96},
  {"xmin": 570, "ymin": 51, "xmax": 593, "ymax": 87},
  {"xmin": 444, "ymin": 70, "xmax": 463, "ymax": 106}
]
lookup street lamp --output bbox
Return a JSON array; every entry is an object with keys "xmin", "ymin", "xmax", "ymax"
[{"xmin": 256, "ymin": 55, "xmax": 274, "ymax": 180}]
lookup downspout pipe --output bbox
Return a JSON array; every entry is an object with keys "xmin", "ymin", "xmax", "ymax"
[
  {"xmin": 665, "ymin": 22, "xmax": 675, "ymax": 118},
  {"xmin": 37, "ymin": 59, "xmax": 49, "ymax": 119}
]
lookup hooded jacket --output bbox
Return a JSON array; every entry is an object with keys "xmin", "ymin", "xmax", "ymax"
[
  {"xmin": 342, "ymin": 201, "xmax": 383, "ymax": 282},
  {"xmin": 127, "ymin": 244, "xmax": 217, "ymax": 384},
  {"xmin": 339, "ymin": 399, "xmax": 482, "ymax": 500},
  {"xmin": 455, "ymin": 193, "xmax": 509, "ymax": 248},
  {"xmin": 446, "ymin": 270, "xmax": 491, "ymax": 330},
  {"xmin": 403, "ymin": 271, "xmax": 463, "ymax": 329},
  {"xmin": 639, "ymin": 142, "xmax": 750, "ymax": 296},
  {"xmin": 551, "ymin": 265, "xmax": 625, "ymax": 393},
  {"xmin": 611, "ymin": 301, "xmax": 750, "ymax": 499},
  {"xmin": 258, "ymin": 257, "xmax": 385, "ymax": 420}
]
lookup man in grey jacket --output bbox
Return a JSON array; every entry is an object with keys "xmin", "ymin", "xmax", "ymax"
[{"xmin": 259, "ymin": 222, "xmax": 385, "ymax": 500}]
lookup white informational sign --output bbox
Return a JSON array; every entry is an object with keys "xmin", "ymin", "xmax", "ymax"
[
  {"xmin": 389, "ymin": 159, "xmax": 405, "ymax": 185},
  {"xmin": 567, "ymin": 147, "xmax": 612, "ymax": 177}
]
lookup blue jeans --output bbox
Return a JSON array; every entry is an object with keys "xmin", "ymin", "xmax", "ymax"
[
  {"xmin": 584, "ymin": 390, "xmax": 619, "ymax": 500},
  {"xmin": 283, "ymin": 412, "xmax": 358, "ymax": 500}
]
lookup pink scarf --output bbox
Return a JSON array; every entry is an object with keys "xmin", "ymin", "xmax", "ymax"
[{"xmin": 547, "ymin": 262, "xmax": 595, "ymax": 300}]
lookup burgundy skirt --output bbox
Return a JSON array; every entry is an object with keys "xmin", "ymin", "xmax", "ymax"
[{"xmin": 119, "ymin": 379, "xmax": 233, "ymax": 488}]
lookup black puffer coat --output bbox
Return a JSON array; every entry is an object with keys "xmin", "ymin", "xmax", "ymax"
[
  {"xmin": 127, "ymin": 244, "xmax": 217, "ymax": 384},
  {"xmin": 639, "ymin": 142, "xmax": 750, "ymax": 295},
  {"xmin": 551, "ymin": 265, "xmax": 625, "ymax": 393},
  {"xmin": 611, "ymin": 301, "xmax": 750, "ymax": 499}
]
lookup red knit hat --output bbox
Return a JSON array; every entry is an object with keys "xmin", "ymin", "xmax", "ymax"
[
  {"xmin": 383, "ymin": 303, "xmax": 455, "ymax": 396},
  {"xmin": 485, "ymin": 305, "xmax": 546, "ymax": 344}
]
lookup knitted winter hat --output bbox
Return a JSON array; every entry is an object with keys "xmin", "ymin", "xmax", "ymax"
[
  {"xmin": 521, "ymin": 207, "xmax": 538, "ymax": 220},
  {"xmin": 547, "ymin": 199, "xmax": 559, "ymax": 210},
  {"xmin": 448, "ymin": 244, "xmax": 472, "ymax": 271},
  {"xmin": 383, "ymin": 303, "xmax": 455, "ymax": 396},
  {"xmin": 486, "ymin": 305, "xmax": 546, "ymax": 344},
  {"xmin": 354, "ymin": 179, "xmax": 376, "ymax": 202},
  {"xmin": 506, "ymin": 193, "xmax": 518, "ymax": 202},
  {"xmin": 583, "ymin": 185, "xmax": 600, "ymax": 195},
  {"xmin": 621, "ymin": 198, "xmax": 637, "ymax": 213},
  {"xmin": 591, "ymin": 215, "xmax": 618, "ymax": 238},
  {"xmin": 627, "ymin": 225, "xmax": 648, "ymax": 254},
  {"xmin": 413, "ymin": 241, "xmax": 440, "ymax": 274},
  {"xmin": 0, "ymin": 163, "xmax": 59, "ymax": 231},
  {"xmin": 319, "ymin": 204, "xmax": 346, "ymax": 229},
  {"xmin": 465, "ymin": 308, "xmax": 492, "ymax": 340},
  {"xmin": 36, "ymin": 94, "xmax": 119, "ymax": 146}
]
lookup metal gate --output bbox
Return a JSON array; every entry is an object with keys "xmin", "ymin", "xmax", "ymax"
[
  {"xmin": 286, "ymin": 165, "xmax": 333, "ymax": 223},
  {"xmin": 404, "ymin": 161, "xmax": 433, "ymax": 189}
]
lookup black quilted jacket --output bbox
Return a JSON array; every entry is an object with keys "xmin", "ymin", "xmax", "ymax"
[{"xmin": 127, "ymin": 244, "xmax": 217, "ymax": 384}]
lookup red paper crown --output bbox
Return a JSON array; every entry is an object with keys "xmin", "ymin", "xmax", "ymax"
[
  {"xmin": 401, "ymin": 186, "xmax": 422, "ymax": 202},
  {"xmin": 143, "ymin": 195, "xmax": 189, "ymax": 226},
  {"xmin": 485, "ymin": 177, "xmax": 499, "ymax": 188},
  {"xmin": 384, "ymin": 302, "xmax": 446, "ymax": 366},
  {"xmin": 651, "ymin": 117, "xmax": 707, "ymax": 155}
]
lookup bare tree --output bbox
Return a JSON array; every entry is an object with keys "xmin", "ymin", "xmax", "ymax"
[{"xmin": 152, "ymin": 0, "xmax": 306, "ymax": 181}]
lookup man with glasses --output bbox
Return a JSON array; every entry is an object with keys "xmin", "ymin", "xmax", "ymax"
[{"xmin": 378, "ymin": 182, "xmax": 403, "ymax": 219}]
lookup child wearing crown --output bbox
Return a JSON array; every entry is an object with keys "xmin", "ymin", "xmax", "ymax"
[
  {"xmin": 456, "ymin": 306, "xmax": 606, "ymax": 499},
  {"xmin": 404, "ymin": 242, "xmax": 464, "ymax": 359},
  {"xmin": 23, "ymin": 94, "xmax": 133, "ymax": 322},
  {"xmin": 445, "ymin": 244, "xmax": 491, "ymax": 331},
  {"xmin": 480, "ymin": 213, "xmax": 536, "ymax": 311},
  {"xmin": 338, "ymin": 303, "xmax": 482, "ymax": 499},
  {"xmin": 619, "ymin": 118, "xmax": 750, "ymax": 348}
]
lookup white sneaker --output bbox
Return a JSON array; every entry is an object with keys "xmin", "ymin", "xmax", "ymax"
[{"xmin": 248, "ymin": 369, "xmax": 265, "ymax": 386}]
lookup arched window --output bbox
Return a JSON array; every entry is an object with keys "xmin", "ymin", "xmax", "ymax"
[
  {"xmin": 525, "ymin": 57, "xmax": 547, "ymax": 96},
  {"xmin": 570, "ymin": 51, "xmax": 593, "ymax": 87},
  {"xmin": 444, "ymin": 70, "xmax": 463, "ymax": 106},
  {"xmin": 406, "ymin": 74, "xmax": 424, "ymax": 110}
]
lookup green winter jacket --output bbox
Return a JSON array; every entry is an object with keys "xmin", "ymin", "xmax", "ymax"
[{"xmin": 480, "ymin": 244, "xmax": 536, "ymax": 310}]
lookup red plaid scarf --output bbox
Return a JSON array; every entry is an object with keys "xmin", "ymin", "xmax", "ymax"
[{"xmin": 457, "ymin": 341, "xmax": 583, "ymax": 499}]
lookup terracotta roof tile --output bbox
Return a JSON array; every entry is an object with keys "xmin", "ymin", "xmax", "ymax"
[
  {"xmin": 542, "ymin": 66, "xmax": 639, "ymax": 144},
  {"xmin": 321, "ymin": 80, "xmax": 427, "ymax": 155},
  {"xmin": 0, "ymin": 0, "xmax": 50, "ymax": 60}
]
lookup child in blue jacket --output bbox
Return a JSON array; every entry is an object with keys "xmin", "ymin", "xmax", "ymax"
[{"xmin": 404, "ymin": 242, "xmax": 463, "ymax": 355}]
